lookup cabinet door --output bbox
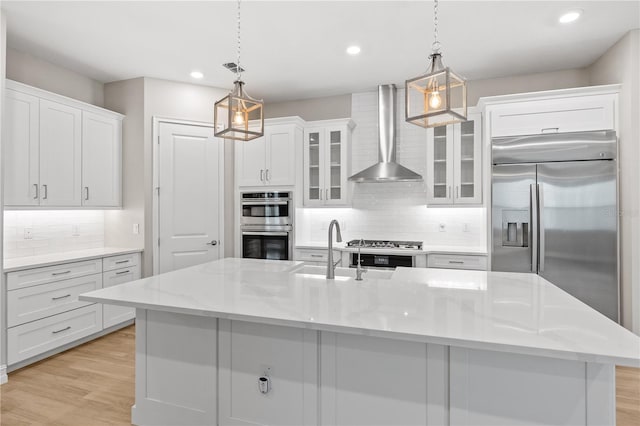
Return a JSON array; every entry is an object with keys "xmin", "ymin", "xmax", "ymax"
[
  {"xmin": 39, "ymin": 99, "xmax": 82, "ymax": 206},
  {"xmin": 426, "ymin": 124, "xmax": 454, "ymax": 204},
  {"xmin": 265, "ymin": 125, "xmax": 295, "ymax": 186},
  {"xmin": 324, "ymin": 127, "xmax": 349, "ymax": 205},
  {"xmin": 82, "ymin": 111, "xmax": 122, "ymax": 206},
  {"xmin": 453, "ymin": 114, "xmax": 482, "ymax": 204},
  {"xmin": 236, "ymin": 135, "xmax": 266, "ymax": 187},
  {"xmin": 4, "ymin": 89, "xmax": 40, "ymax": 206},
  {"xmin": 303, "ymin": 128, "xmax": 325, "ymax": 206}
]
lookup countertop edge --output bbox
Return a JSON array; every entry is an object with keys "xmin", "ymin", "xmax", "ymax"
[{"xmin": 4, "ymin": 247, "xmax": 144, "ymax": 273}]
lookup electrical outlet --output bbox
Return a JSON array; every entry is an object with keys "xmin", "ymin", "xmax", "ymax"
[
  {"xmin": 133, "ymin": 223, "xmax": 140, "ymax": 235},
  {"xmin": 438, "ymin": 223, "xmax": 446, "ymax": 232},
  {"xmin": 23, "ymin": 228, "xmax": 33, "ymax": 239},
  {"xmin": 463, "ymin": 223, "xmax": 470, "ymax": 232}
]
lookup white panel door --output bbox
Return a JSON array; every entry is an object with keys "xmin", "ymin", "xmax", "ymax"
[
  {"xmin": 39, "ymin": 99, "xmax": 82, "ymax": 206},
  {"xmin": 237, "ymin": 136, "xmax": 266, "ymax": 186},
  {"xmin": 82, "ymin": 111, "xmax": 122, "ymax": 206},
  {"xmin": 4, "ymin": 89, "xmax": 40, "ymax": 206},
  {"xmin": 158, "ymin": 122, "xmax": 222, "ymax": 273},
  {"xmin": 265, "ymin": 125, "xmax": 295, "ymax": 186}
]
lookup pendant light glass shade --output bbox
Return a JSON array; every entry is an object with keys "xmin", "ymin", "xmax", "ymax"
[
  {"xmin": 214, "ymin": 80, "xmax": 264, "ymax": 141},
  {"xmin": 405, "ymin": 53, "xmax": 467, "ymax": 128}
]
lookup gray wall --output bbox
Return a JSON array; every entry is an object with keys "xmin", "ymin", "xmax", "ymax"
[
  {"xmin": 265, "ymin": 94, "xmax": 352, "ymax": 121},
  {"xmin": 588, "ymin": 29, "xmax": 640, "ymax": 333},
  {"xmin": 6, "ymin": 47, "xmax": 104, "ymax": 107}
]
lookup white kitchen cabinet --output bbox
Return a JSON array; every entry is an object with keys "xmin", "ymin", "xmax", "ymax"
[
  {"xmin": 427, "ymin": 253, "xmax": 488, "ymax": 270},
  {"xmin": 82, "ymin": 111, "xmax": 122, "ymax": 206},
  {"xmin": 426, "ymin": 111, "xmax": 482, "ymax": 205},
  {"xmin": 102, "ymin": 264, "xmax": 140, "ymax": 329},
  {"xmin": 295, "ymin": 247, "xmax": 341, "ymax": 266},
  {"xmin": 3, "ymin": 80, "xmax": 124, "ymax": 208},
  {"xmin": 39, "ymin": 99, "xmax": 83, "ymax": 206},
  {"xmin": 303, "ymin": 119, "xmax": 354, "ymax": 207},
  {"xmin": 236, "ymin": 118, "xmax": 302, "ymax": 187},
  {"xmin": 3, "ymin": 89, "xmax": 40, "ymax": 206}
]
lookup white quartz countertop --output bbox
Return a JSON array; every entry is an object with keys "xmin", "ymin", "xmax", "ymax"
[
  {"xmin": 80, "ymin": 258, "xmax": 640, "ymax": 367},
  {"xmin": 4, "ymin": 247, "xmax": 144, "ymax": 272},
  {"xmin": 296, "ymin": 242, "xmax": 487, "ymax": 255}
]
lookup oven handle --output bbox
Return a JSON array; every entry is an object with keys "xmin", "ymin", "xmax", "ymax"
[
  {"xmin": 242, "ymin": 200, "xmax": 289, "ymax": 206},
  {"xmin": 242, "ymin": 231, "xmax": 290, "ymax": 237}
]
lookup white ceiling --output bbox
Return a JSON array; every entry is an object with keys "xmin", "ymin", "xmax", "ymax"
[{"xmin": 2, "ymin": 1, "xmax": 639, "ymax": 102}]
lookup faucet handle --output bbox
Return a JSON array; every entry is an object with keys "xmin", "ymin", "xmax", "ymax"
[{"xmin": 359, "ymin": 238, "xmax": 365, "ymax": 247}]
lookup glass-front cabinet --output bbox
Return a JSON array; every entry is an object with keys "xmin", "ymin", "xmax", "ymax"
[
  {"xmin": 303, "ymin": 119, "xmax": 354, "ymax": 207},
  {"xmin": 426, "ymin": 110, "xmax": 482, "ymax": 205}
]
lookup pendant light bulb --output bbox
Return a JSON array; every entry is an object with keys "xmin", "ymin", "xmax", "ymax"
[
  {"xmin": 429, "ymin": 91, "xmax": 442, "ymax": 109},
  {"xmin": 233, "ymin": 110, "xmax": 245, "ymax": 125}
]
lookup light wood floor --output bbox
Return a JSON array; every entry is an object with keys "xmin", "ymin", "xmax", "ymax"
[{"xmin": 0, "ymin": 325, "xmax": 638, "ymax": 425}]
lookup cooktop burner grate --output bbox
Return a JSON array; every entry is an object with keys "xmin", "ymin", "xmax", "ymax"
[{"xmin": 345, "ymin": 240, "xmax": 423, "ymax": 250}]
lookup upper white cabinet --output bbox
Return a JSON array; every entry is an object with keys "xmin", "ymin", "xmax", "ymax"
[
  {"xmin": 426, "ymin": 111, "xmax": 482, "ymax": 205},
  {"xmin": 3, "ymin": 80, "xmax": 123, "ymax": 208},
  {"xmin": 39, "ymin": 99, "xmax": 82, "ymax": 206},
  {"xmin": 236, "ymin": 118, "xmax": 302, "ymax": 187},
  {"xmin": 486, "ymin": 89, "xmax": 617, "ymax": 138},
  {"xmin": 303, "ymin": 119, "xmax": 354, "ymax": 207},
  {"xmin": 82, "ymin": 111, "xmax": 122, "ymax": 206}
]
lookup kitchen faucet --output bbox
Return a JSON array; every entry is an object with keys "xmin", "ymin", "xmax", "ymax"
[
  {"xmin": 355, "ymin": 238, "xmax": 367, "ymax": 281},
  {"xmin": 326, "ymin": 220, "xmax": 342, "ymax": 279}
]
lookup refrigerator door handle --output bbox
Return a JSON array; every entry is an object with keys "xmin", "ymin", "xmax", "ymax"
[
  {"xmin": 538, "ymin": 184, "xmax": 545, "ymax": 272},
  {"xmin": 530, "ymin": 183, "xmax": 538, "ymax": 273}
]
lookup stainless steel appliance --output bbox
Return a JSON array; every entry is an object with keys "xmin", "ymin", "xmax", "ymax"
[
  {"xmin": 346, "ymin": 239, "xmax": 423, "ymax": 269},
  {"xmin": 241, "ymin": 192, "xmax": 292, "ymax": 260},
  {"xmin": 491, "ymin": 130, "xmax": 619, "ymax": 321}
]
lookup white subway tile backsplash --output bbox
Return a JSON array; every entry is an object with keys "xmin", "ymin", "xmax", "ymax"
[
  {"xmin": 296, "ymin": 89, "xmax": 487, "ymax": 249},
  {"xmin": 4, "ymin": 211, "xmax": 105, "ymax": 259}
]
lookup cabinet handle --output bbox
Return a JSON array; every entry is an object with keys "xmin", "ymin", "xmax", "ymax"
[
  {"xmin": 310, "ymin": 254, "xmax": 323, "ymax": 258},
  {"xmin": 115, "ymin": 260, "xmax": 129, "ymax": 264},
  {"xmin": 448, "ymin": 260, "xmax": 465, "ymax": 264},
  {"xmin": 265, "ymin": 169, "xmax": 270, "ymax": 182},
  {"xmin": 326, "ymin": 189, "xmax": 329, "ymax": 200},
  {"xmin": 115, "ymin": 270, "xmax": 131, "ymax": 275},
  {"xmin": 84, "ymin": 187, "xmax": 89, "ymax": 201},
  {"xmin": 541, "ymin": 127, "xmax": 559, "ymax": 134},
  {"xmin": 42, "ymin": 184, "xmax": 48, "ymax": 200},
  {"xmin": 52, "ymin": 294, "xmax": 71, "ymax": 300},
  {"xmin": 52, "ymin": 326, "xmax": 71, "ymax": 334},
  {"xmin": 456, "ymin": 186, "xmax": 459, "ymax": 199},
  {"xmin": 320, "ymin": 189, "xmax": 323, "ymax": 200},
  {"xmin": 52, "ymin": 270, "xmax": 71, "ymax": 276},
  {"xmin": 33, "ymin": 184, "xmax": 39, "ymax": 200},
  {"xmin": 260, "ymin": 169, "xmax": 264, "ymax": 182}
]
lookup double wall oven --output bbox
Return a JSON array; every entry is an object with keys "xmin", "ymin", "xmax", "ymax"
[{"xmin": 241, "ymin": 192, "xmax": 293, "ymax": 260}]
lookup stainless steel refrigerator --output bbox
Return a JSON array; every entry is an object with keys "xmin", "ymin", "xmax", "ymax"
[{"xmin": 491, "ymin": 130, "xmax": 619, "ymax": 321}]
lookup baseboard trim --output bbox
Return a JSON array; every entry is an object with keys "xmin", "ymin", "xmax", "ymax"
[
  {"xmin": 7, "ymin": 319, "xmax": 134, "ymax": 373},
  {"xmin": 0, "ymin": 364, "xmax": 8, "ymax": 385}
]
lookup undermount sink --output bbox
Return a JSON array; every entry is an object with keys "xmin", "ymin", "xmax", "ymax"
[{"xmin": 293, "ymin": 265, "xmax": 394, "ymax": 280}]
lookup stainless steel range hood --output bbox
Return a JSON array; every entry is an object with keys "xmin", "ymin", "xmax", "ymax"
[{"xmin": 349, "ymin": 84, "xmax": 423, "ymax": 183}]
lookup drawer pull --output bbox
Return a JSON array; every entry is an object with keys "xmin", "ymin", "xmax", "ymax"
[
  {"xmin": 51, "ymin": 294, "xmax": 71, "ymax": 300},
  {"xmin": 115, "ymin": 270, "xmax": 131, "ymax": 275},
  {"xmin": 115, "ymin": 260, "xmax": 129, "ymax": 264},
  {"xmin": 541, "ymin": 127, "xmax": 559, "ymax": 133},
  {"xmin": 52, "ymin": 326, "xmax": 71, "ymax": 334},
  {"xmin": 448, "ymin": 260, "xmax": 465, "ymax": 264},
  {"xmin": 52, "ymin": 271, "xmax": 72, "ymax": 276},
  {"xmin": 310, "ymin": 254, "xmax": 323, "ymax": 258}
]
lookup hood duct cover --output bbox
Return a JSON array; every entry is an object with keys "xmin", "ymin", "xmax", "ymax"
[{"xmin": 349, "ymin": 84, "xmax": 423, "ymax": 183}]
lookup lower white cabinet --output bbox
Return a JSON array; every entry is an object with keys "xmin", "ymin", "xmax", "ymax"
[
  {"xmin": 103, "ymin": 265, "xmax": 140, "ymax": 328},
  {"xmin": 7, "ymin": 304, "xmax": 103, "ymax": 365},
  {"xmin": 294, "ymin": 248, "xmax": 340, "ymax": 266},
  {"xmin": 428, "ymin": 253, "xmax": 488, "ymax": 270}
]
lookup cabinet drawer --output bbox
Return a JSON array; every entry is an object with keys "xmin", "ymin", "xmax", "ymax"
[
  {"xmin": 8, "ymin": 273, "xmax": 102, "ymax": 327},
  {"xmin": 7, "ymin": 259, "xmax": 103, "ymax": 291},
  {"xmin": 102, "ymin": 265, "xmax": 140, "ymax": 329},
  {"xmin": 490, "ymin": 94, "xmax": 616, "ymax": 137},
  {"xmin": 295, "ymin": 249, "xmax": 339, "ymax": 263},
  {"xmin": 428, "ymin": 254, "xmax": 488, "ymax": 270},
  {"xmin": 7, "ymin": 304, "xmax": 103, "ymax": 365},
  {"xmin": 103, "ymin": 252, "xmax": 140, "ymax": 272}
]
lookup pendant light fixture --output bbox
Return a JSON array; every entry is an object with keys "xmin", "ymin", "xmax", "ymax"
[
  {"xmin": 405, "ymin": 0, "xmax": 467, "ymax": 128},
  {"xmin": 214, "ymin": 0, "xmax": 264, "ymax": 141}
]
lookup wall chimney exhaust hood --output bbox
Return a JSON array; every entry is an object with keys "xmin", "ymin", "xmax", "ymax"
[{"xmin": 349, "ymin": 85, "xmax": 423, "ymax": 183}]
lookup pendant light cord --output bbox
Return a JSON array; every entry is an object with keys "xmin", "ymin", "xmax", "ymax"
[
  {"xmin": 432, "ymin": 0, "xmax": 441, "ymax": 55},
  {"xmin": 236, "ymin": 0, "xmax": 242, "ymax": 82}
]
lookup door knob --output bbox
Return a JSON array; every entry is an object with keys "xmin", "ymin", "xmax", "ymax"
[{"xmin": 206, "ymin": 240, "xmax": 218, "ymax": 246}]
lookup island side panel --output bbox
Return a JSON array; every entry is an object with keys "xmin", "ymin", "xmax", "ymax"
[
  {"xmin": 218, "ymin": 319, "xmax": 318, "ymax": 426},
  {"xmin": 132, "ymin": 309, "xmax": 217, "ymax": 426},
  {"xmin": 586, "ymin": 362, "xmax": 616, "ymax": 426},
  {"xmin": 449, "ymin": 347, "xmax": 613, "ymax": 426}
]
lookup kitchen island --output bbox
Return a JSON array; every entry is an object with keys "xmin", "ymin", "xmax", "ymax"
[{"xmin": 80, "ymin": 258, "xmax": 640, "ymax": 426}]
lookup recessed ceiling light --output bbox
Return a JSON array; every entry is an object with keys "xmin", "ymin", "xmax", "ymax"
[
  {"xmin": 559, "ymin": 10, "xmax": 582, "ymax": 24},
  {"xmin": 190, "ymin": 70, "xmax": 204, "ymax": 79},
  {"xmin": 346, "ymin": 45, "xmax": 361, "ymax": 55}
]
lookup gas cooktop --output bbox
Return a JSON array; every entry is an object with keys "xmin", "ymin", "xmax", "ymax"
[{"xmin": 345, "ymin": 240, "xmax": 423, "ymax": 250}]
